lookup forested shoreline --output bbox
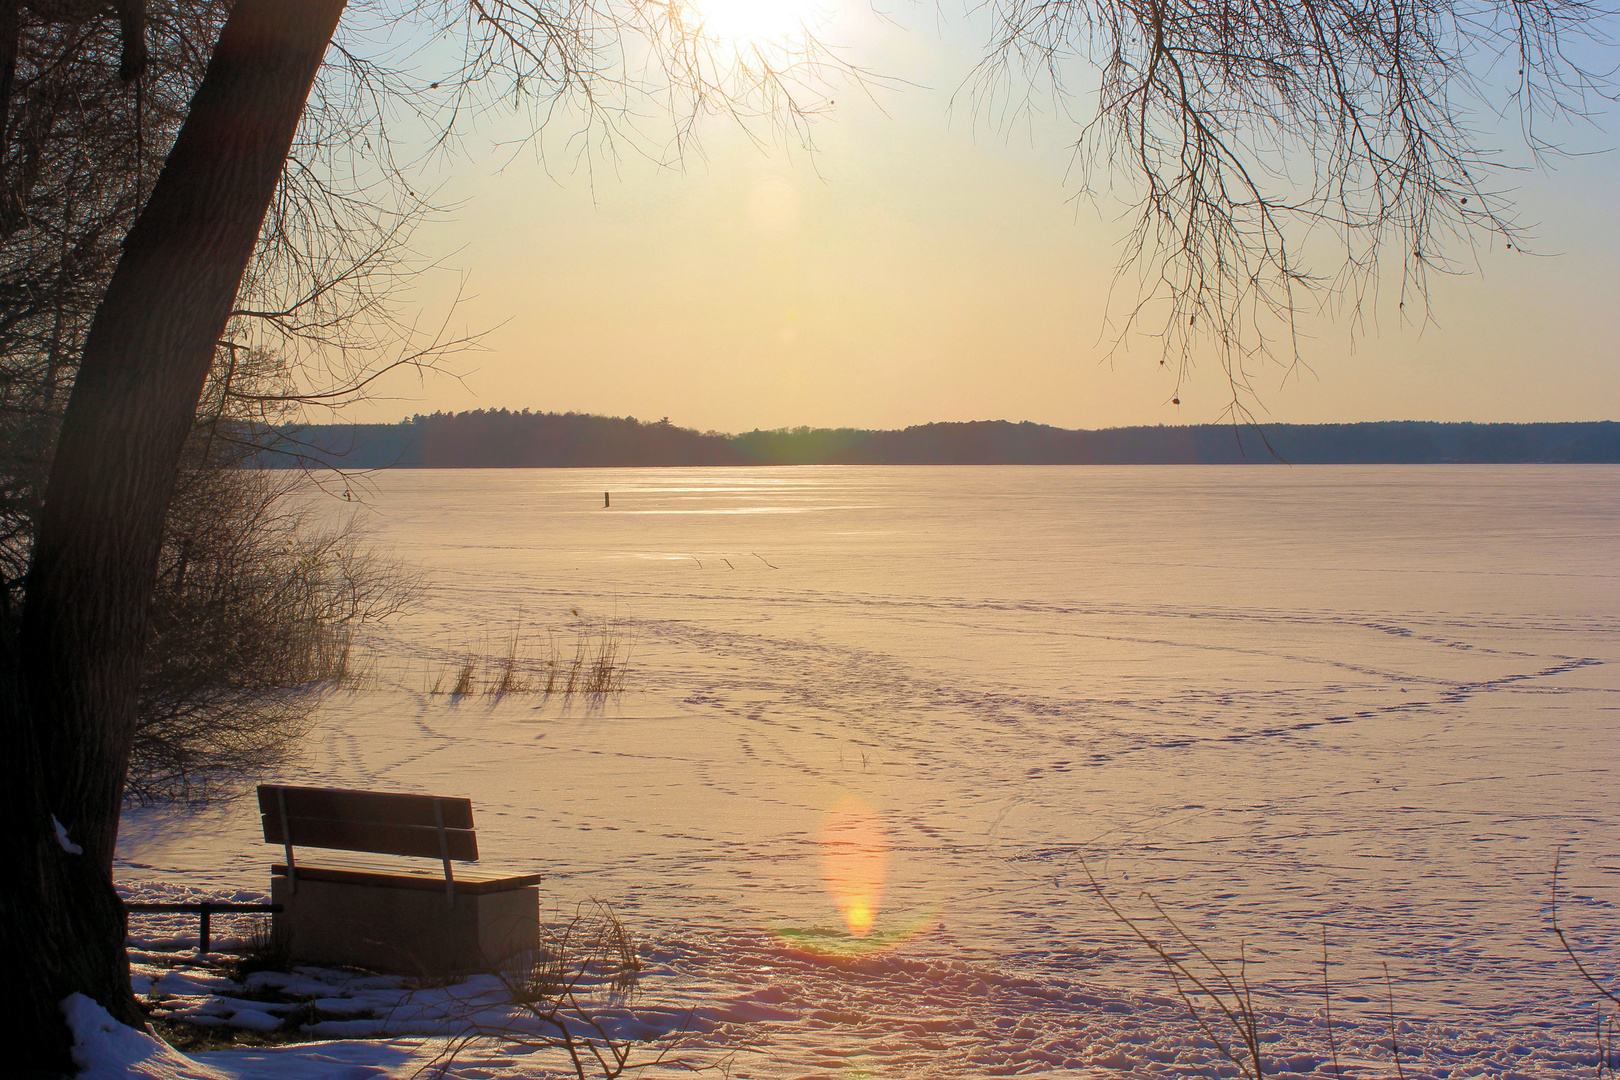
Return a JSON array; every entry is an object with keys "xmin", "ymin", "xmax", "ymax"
[{"xmin": 258, "ymin": 412, "xmax": 1620, "ymax": 467}]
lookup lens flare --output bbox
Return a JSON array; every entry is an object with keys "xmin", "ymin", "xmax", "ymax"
[
  {"xmin": 771, "ymin": 906, "xmax": 941, "ymax": 958},
  {"xmin": 820, "ymin": 796, "xmax": 887, "ymax": 936},
  {"xmin": 770, "ymin": 796, "xmax": 939, "ymax": 957}
]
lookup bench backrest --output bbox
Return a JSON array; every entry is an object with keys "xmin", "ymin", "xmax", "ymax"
[{"xmin": 257, "ymin": 785, "xmax": 480, "ymax": 862}]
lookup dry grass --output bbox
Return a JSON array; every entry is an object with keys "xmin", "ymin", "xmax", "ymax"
[
  {"xmin": 427, "ymin": 614, "xmax": 631, "ymax": 701},
  {"xmin": 450, "ymin": 655, "xmax": 477, "ymax": 697},
  {"xmin": 503, "ymin": 901, "xmax": 642, "ymax": 1007},
  {"xmin": 219, "ymin": 917, "xmax": 291, "ymax": 983},
  {"xmin": 489, "ymin": 626, "xmax": 525, "ymax": 695}
]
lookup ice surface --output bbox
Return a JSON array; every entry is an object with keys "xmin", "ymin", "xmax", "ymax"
[{"xmin": 115, "ymin": 465, "xmax": 1620, "ymax": 1077}]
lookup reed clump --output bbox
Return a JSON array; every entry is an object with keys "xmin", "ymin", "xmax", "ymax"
[{"xmin": 429, "ymin": 615, "xmax": 630, "ymax": 700}]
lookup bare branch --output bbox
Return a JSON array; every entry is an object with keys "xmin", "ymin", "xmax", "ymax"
[{"xmin": 970, "ymin": 0, "xmax": 1615, "ymax": 407}]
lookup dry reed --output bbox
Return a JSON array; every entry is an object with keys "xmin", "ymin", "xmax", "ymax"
[{"xmin": 427, "ymin": 615, "xmax": 630, "ymax": 701}]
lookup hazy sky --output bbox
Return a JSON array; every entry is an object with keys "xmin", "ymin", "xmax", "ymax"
[{"xmin": 334, "ymin": 1, "xmax": 1620, "ymax": 432}]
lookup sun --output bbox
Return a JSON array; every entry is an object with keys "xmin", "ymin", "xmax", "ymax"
[{"xmin": 683, "ymin": 0, "xmax": 829, "ymax": 44}]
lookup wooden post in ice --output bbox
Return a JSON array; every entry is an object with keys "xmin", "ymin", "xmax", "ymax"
[{"xmin": 604, "ymin": 491, "xmax": 610, "ymax": 508}]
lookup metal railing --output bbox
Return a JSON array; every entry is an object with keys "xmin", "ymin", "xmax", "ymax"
[{"xmin": 124, "ymin": 901, "xmax": 282, "ymax": 953}]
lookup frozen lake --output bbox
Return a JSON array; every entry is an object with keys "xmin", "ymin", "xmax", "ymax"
[{"xmin": 119, "ymin": 465, "xmax": 1620, "ymax": 1078}]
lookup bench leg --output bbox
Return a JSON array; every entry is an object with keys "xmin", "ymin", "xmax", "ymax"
[{"xmin": 199, "ymin": 907, "xmax": 211, "ymax": 953}]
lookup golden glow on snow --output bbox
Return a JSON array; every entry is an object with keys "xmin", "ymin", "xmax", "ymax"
[{"xmin": 820, "ymin": 796, "xmax": 887, "ymax": 936}]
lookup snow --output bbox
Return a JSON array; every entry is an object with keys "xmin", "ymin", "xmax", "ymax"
[
  {"xmin": 66, "ymin": 995, "xmax": 231, "ymax": 1080},
  {"xmin": 112, "ymin": 465, "xmax": 1620, "ymax": 1078},
  {"xmin": 67, "ymin": 989, "xmax": 422, "ymax": 1078},
  {"xmin": 98, "ymin": 934, "xmax": 1617, "ymax": 1078},
  {"xmin": 55, "ymin": 814, "xmax": 84, "ymax": 854}
]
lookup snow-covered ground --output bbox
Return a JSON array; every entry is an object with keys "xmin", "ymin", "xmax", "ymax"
[{"xmin": 114, "ymin": 465, "xmax": 1620, "ymax": 1077}]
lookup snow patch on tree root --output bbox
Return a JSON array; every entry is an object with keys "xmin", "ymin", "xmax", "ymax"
[
  {"xmin": 64, "ymin": 993, "xmax": 231, "ymax": 1080},
  {"xmin": 53, "ymin": 814, "xmax": 83, "ymax": 854}
]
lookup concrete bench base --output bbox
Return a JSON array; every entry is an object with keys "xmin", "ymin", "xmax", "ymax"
[{"xmin": 271, "ymin": 874, "xmax": 539, "ymax": 975}]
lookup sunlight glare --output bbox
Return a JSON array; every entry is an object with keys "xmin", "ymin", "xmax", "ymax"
[{"xmin": 685, "ymin": 0, "xmax": 828, "ymax": 43}]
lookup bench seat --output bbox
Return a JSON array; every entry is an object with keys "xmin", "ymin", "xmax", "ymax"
[{"xmin": 272, "ymin": 859, "xmax": 541, "ymax": 894}]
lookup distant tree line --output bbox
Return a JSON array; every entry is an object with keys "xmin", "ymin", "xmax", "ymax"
[{"xmin": 259, "ymin": 412, "xmax": 1620, "ymax": 468}]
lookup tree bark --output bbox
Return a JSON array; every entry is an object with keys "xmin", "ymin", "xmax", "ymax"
[{"xmin": 0, "ymin": 0, "xmax": 346, "ymax": 1072}]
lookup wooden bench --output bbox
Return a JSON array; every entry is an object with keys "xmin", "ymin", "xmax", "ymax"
[{"xmin": 260, "ymin": 784, "xmax": 542, "ymax": 975}]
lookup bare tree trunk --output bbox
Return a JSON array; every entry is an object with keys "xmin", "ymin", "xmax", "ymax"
[{"xmin": 0, "ymin": 0, "xmax": 346, "ymax": 1072}]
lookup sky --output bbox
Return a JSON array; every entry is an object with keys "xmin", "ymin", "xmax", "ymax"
[{"xmin": 324, "ymin": 0, "xmax": 1620, "ymax": 432}]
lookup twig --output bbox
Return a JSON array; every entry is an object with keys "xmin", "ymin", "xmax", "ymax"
[
  {"xmin": 1080, "ymin": 857, "xmax": 1267, "ymax": 1080},
  {"xmin": 1384, "ymin": 962, "xmax": 1406, "ymax": 1080},
  {"xmin": 1552, "ymin": 847, "xmax": 1620, "ymax": 1078},
  {"xmin": 1553, "ymin": 847, "xmax": 1620, "ymax": 1009},
  {"xmin": 1321, "ymin": 927, "xmax": 1343, "ymax": 1080}
]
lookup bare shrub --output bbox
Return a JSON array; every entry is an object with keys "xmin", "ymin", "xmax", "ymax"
[
  {"xmin": 1084, "ymin": 858, "xmax": 1270, "ymax": 1079},
  {"xmin": 1079, "ymin": 857, "xmax": 1432, "ymax": 1080},
  {"xmin": 505, "ymin": 902, "xmax": 643, "ymax": 1006},
  {"xmin": 422, "ymin": 902, "xmax": 671, "ymax": 1080},
  {"xmin": 133, "ymin": 463, "xmax": 419, "ymax": 804}
]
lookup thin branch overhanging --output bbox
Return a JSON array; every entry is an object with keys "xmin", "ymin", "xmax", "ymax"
[{"xmin": 972, "ymin": 0, "xmax": 1613, "ymax": 408}]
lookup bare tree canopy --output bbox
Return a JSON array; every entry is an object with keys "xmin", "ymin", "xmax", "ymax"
[
  {"xmin": 283, "ymin": 0, "xmax": 1617, "ymax": 412},
  {"xmin": 969, "ymin": 0, "xmax": 1614, "ymax": 410},
  {"xmin": 8, "ymin": 0, "xmax": 1590, "ymax": 415}
]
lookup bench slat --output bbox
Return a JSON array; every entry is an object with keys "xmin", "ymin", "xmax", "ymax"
[
  {"xmin": 262, "ymin": 814, "xmax": 478, "ymax": 861},
  {"xmin": 258, "ymin": 786, "xmax": 474, "ymax": 830},
  {"xmin": 272, "ymin": 862, "xmax": 541, "ymax": 894}
]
